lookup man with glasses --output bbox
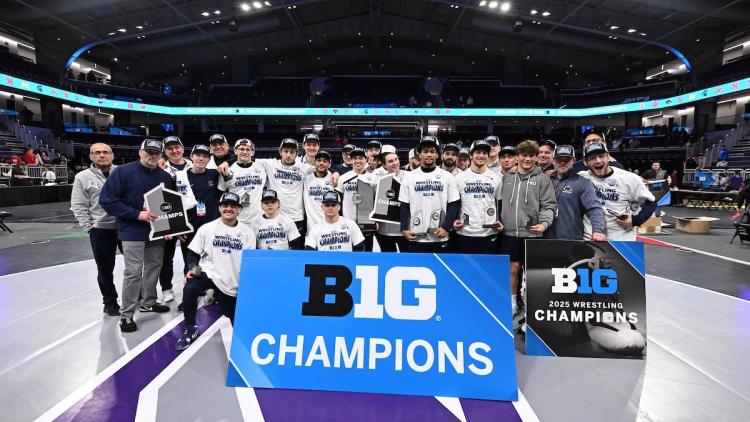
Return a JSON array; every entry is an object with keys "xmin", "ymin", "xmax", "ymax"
[
  {"xmin": 71, "ymin": 143, "xmax": 120, "ymax": 316},
  {"xmin": 100, "ymin": 139, "xmax": 174, "ymax": 332},
  {"xmin": 546, "ymin": 145, "xmax": 606, "ymax": 240}
]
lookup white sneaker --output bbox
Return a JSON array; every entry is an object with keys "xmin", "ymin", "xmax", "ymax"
[
  {"xmin": 204, "ymin": 289, "xmax": 215, "ymax": 305},
  {"xmin": 162, "ymin": 290, "xmax": 175, "ymax": 303}
]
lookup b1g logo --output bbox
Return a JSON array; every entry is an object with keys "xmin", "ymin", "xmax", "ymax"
[
  {"xmin": 302, "ymin": 264, "xmax": 436, "ymax": 320},
  {"xmin": 550, "ymin": 268, "xmax": 618, "ymax": 294}
]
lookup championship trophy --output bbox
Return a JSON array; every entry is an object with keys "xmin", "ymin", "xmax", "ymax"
[{"xmin": 352, "ymin": 179, "xmax": 376, "ymax": 232}]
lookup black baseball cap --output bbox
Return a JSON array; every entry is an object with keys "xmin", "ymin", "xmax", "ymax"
[
  {"xmin": 303, "ymin": 133, "xmax": 320, "ymax": 144},
  {"xmin": 234, "ymin": 138, "xmax": 256, "ymax": 150},
  {"xmin": 443, "ymin": 143, "xmax": 460, "ymax": 154},
  {"xmin": 321, "ymin": 190, "xmax": 340, "ymax": 204},
  {"xmin": 584, "ymin": 142, "xmax": 609, "ymax": 159},
  {"xmin": 539, "ymin": 139, "xmax": 557, "ymax": 150},
  {"xmin": 191, "ymin": 144, "xmax": 211, "ymax": 156},
  {"xmin": 470, "ymin": 140, "xmax": 491, "ymax": 153},
  {"xmin": 140, "ymin": 139, "xmax": 163, "ymax": 153},
  {"xmin": 554, "ymin": 145, "xmax": 575, "ymax": 159},
  {"xmin": 261, "ymin": 190, "xmax": 279, "ymax": 202},
  {"xmin": 417, "ymin": 135, "xmax": 440, "ymax": 152},
  {"xmin": 499, "ymin": 145, "xmax": 517, "ymax": 156},
  {"xmin": 315, "ymin": 151, "xmax": 332, "ymax": 161},
  {"xmin": 163, "ymin": 136, "xmax": 183, "ymax": 147},
  {"xmin": 366, "ymin": 140, "xmax": 382, "ymax": 149},
  {"xmin": 342, "ymin": 144, "xmax": 355, "ymax": 152},
  {"xmin": 459, "ymin": 147, "xmax": 470, "ymax": 157},
  {"xmin": 484, "ymin": 135, "xmax": 500, "ymax": 146},
  {"xmin": 279, "ymin": 138, "xmax": 299, "ymax": 149},
  {"xmin": 219, "ymin": 192, "xmax": 242, "ymax": 206},
  {"xmin": 349, "ymin": 147, "xmax": 367, "ymax": 158},
  {"xmin": 209, "ymin": 134, "xmax": 228, "ymax": 145}
]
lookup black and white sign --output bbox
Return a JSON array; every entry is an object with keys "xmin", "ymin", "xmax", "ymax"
[{"xmin": 369, "ymin": 174, "xmax": 402, "ymax": 225}]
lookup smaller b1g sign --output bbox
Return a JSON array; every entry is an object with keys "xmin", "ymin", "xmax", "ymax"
[
  {"xmin": 524, "ymin": 240, "xmax": 647, "ymax": 359},
  {"xmin": 227, "ymin": 251, "xmax": 518, "ymax": 401}
]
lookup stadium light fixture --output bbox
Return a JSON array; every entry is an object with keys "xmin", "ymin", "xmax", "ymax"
[
  {"xmin": 108, "ymin": 32, "xmax": 116, "ymax": 36},
  {"xmin": 253, "ymin": 1, "xmax": 263, "ymax": 9},
  {"xmin": 479, "ymin": 1, "xmax": 487, "ymax": 6},
  {"xmin": 640, "ymin": 32, "xmax": 647, "ymax": 36},
  {"xmin": 488, "ymin": 1, "xmax": 498, "ymax": 9},
  {"xmin": 627, "ymin": 28, "xmax": 636, "ymax": 33},
  {"xmin": 136, "ymin": 25, "xmax": 143, "ymax": 30},
  {"xmin": 201, "ymin": 11, "xmax": 211, "ymax": 16},
  {"xmin": 265, "ymin": 1, "xmax": 272, "ymax": 5},
  {"xmin": 542, "ymin": 11, "xmax": 550, "ymax": 16},
  {"xmin": 530, "ymin": 9, "xmax": 537, "ymax": 15},
  {"xmin": 500, "ymin": 2, "xmax": 511, "ymax": 12},
  {"xmin": 117, "ymin": 28, "xmax": 127, "ymax": 33},
  {"xmin": 214, "ymin": 10, "xmax": 221, "ymax": 15},
  {"xmin": 610, "ymin": 25, "xmax": 619, "ymax": 30},
  {"xmin": 241, "ymin": 3, "xmax": 251, "ymax": 11}
]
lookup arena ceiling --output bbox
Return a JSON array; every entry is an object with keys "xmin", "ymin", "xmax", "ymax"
[{"xmin": 3, "ymin": 0, "xmax": 750, "ymax": 83}]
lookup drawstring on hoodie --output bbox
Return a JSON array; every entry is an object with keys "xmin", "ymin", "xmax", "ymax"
[{"xmin": 509, "ymin": 172, "xmax": 533, "ymax": 204}]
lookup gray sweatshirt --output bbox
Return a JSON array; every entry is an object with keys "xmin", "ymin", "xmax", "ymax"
[
  {"xmin": 70, "ymin": 164, "xmax": 117, "ymax": 232},
  {"xmin": 499, "ymin": 166, "xmax": 557, "ymax": 238}
]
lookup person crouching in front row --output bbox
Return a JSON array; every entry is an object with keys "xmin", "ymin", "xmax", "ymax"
[
  {"xmin": 305, "ymin": 191, "xmax": 366, "ymax": 251},
  {"xmin": 176, "ymin": 192, "xmax": 256, "ymax": 351}
]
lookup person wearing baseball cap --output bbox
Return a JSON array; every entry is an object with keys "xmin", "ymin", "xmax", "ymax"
[
  {"xmin": 546, "ymin": 145, "xmax": 606, "ymax": 241},
  {"xmin": 176, "ymin": 191, "xmax": 257, "ymax": 351},
  {"xmin": 305, "ymin": 191, "xmax": 366, "ymax": 251},
  {"xmin": 251, "ymin": 190, "xmax": 303, "ymax": 250},
  {"xmin": 440, "ymin": 143, "xmax": 461, "ymax": 175},
  {"xmin": 365, "ymin": 140, "xmax": 382, "ymax": 172},
  {"xmin": 207, "ymin": 134, "xmax": 232, "ymax": 169},
  {"xmin": 162, "ymin": 136, "xmax": 192, "ymax": 177},
  {"xmin": 403, "ymin": 148, "xmax": 420, "ymax": 171},
  {"xmin": 579, "ymin": 142, "xmax": 655, "ymax": 241},
  {"xmin": 452, "ymin": 139, "xmax": 503, "ymax": 254},
  {"xmin": 498, "ymin": 145, "xmax": 517, "ymax": 177},
  {"xmin": 572, "ymin": 130, "xmax": 625, "ymax": 173},
  {"xmin": 336, "ymin": 147, "xmax": 377, "ymax": 251},
  {"xmin": 303, "ymin": 150, "xmax": 334, "ymax": 235},
  {"xmin": 537, "ymin": 139, "xmax": 557, "ymax": 175},
  {"xmin": 333, "ymin": 143, "xmax": 355, "ymax": 176},
  {"xmin": 484, "ymin": 135, "xmax": 502, "ymax": 174},
  {"xmin": 222, "ymin": 138, "xmax": 265, "ymax": 226},
  {"xmin": 298, "ymin": 133, "xmax": 321, "ymax": 172},
  {"xmin": 457, "ymin": 147, "xmax": 470, "ymax": 171},
  {"xmin": 99, "ymin": 138, "xmax": 175, "ymax": 332}
]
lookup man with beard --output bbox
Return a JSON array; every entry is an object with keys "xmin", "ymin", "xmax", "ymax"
[
  {"xmin": 537, "ymin": 139, "xmax": 556, "ymax": 175},
  {"xmin": 100, "ymin": 139, "xmax": 174, "ymax": 332},
  {"xmin": 572, "ymin": 130, "xmax": 625, "ymax": 173},
  {"xmin": 457, "ymin": 147, "xmax": 470, "ymax": 171},
  {"xmin": 399, "ymin": 136, "xmax": 460, "ymax": 253},
  {"xmin": 546, "ymin": 145, "xmax": 606, "ymax": 241},
  {"xmin": 440, "ymin": 143, "xmax": 461, "ymax": 175},
  {"xmin": 207, "ymin": 134, "xmax": 232, "ymax": 169},
  {"xmin": 452, "ymin": 140, "xmax": 503, "ymax": 253},
  {"xmin": 579, "ymin": 143, "xmax": 655, "ymax": 241},
  {"xmin": 304, "ymin": 151, "xmax": 335, "ymax": 235}
]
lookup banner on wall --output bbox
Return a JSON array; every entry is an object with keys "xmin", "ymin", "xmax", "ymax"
[
  {"xmin": 524, "ymin": 240, "xmax": 647, "ymax": 359},
  {"xmin": 226, "ymin": 250, "xmax": 518, "ymax": 401}
]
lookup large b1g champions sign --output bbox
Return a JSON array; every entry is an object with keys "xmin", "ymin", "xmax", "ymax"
[{"xmin": 227, "ymin": 251, "xmax": 518, "ymax": 401}]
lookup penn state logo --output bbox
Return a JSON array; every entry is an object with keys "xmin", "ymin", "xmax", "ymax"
[
  {"xmin": 562, "ymin": 186, "xmax": 573, "ymax": 194},
  {"xmin": 208, "ymin": 180, "xmax": 215, "ymax": 187},
  {"xmin": 386, "ymin": 189, "xmax": 396, "ymax": 199},
  {"xmin": 160, "ymin": 202, "xmax": 172, "ymax": 213}
]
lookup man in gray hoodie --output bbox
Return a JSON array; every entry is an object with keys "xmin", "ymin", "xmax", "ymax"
[
  {"xmin": 546, "ymin": 145, "xmax": 606, "ymax": 241},
  {"xmin": 70, "ymin": 142, "xmax": 120, "ymax": 316},
  {"xmin": 499, "ymin": 140, "xmax": 557, "ymax": 319}
]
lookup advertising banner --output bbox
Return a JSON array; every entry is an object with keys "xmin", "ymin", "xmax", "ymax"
[
  {"xmin": 143, "ymin": 183, "xmax": 194, "ymax": 241},
  {"xmin": 525, "ymin": 240, "xmax": 646, "ymax": 359},
  {"xmin": 227, "ymin": 250, "xmax": 518, "ymax": 401}
]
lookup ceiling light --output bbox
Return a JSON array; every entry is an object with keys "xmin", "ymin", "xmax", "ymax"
[
  {"xmin": 530, "ymin": 9, "xmax": 537, "ymax": 14},
  {"xmin": 264, "ymin": 1, "xmax": 272, "ymax": 6},
  {"xmin": 117, "ymin": 28, "xmax": 127, "ymax": 33},
  {"xmin": 108, "ymin": 32, "xmax": 116, "ymax": 36},
  {"xmin": 201, "ymin": 11, "xmax": 210, "ymax": 16},
  {"xmin": 214, "ymin": 10, "xmax": 221, "ymax": 15},
  {"xmin": 695, "ymin": 38, "xmax": 700, "ymax": 42},
  {"xmin": 627, "ymin": 28, "xmax": 636, "ymax": 33},
  {"xmin": 113, "ymin": 57, "xmax": 118, "ymax": 62},
  {"xmin": 240, "ymin": 3, "xmax": 251, "ymax": 11},
  {"xmin": 488, "ymin": 1, "xmax": 498, "ymax": 9},
  {"xmin": 479, "ymin": 1, "xmax": 487, "ymax": 6},
  {"xmin": 253, "ymin": 1, "xmax": 263, "ymax": 9},
  {"xmin": 610, "ymin": 25, "xmax": 619, "ymax": 30},
  {"xmin": 639, "ymin": 32, "xmax": 647, "ymax": 36},
  {"xmin": 542, "ymin": 11, "xmax": 550, "ymax": 16},
  {"xmin": 500, "ymin": 2, "xmax": 511, "ymax": 12}
]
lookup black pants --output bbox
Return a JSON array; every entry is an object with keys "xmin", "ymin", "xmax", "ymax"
[
  {"xmin": 179, "ymin": 232, "xmax": 196, "ymax": 275},
  {"xmin": 407, "ymin": 241, "xmax": 449, "ymax": 253},
  {"xmin": 453, "ymin": 234, "xmax": 498, "ymax": 254},
  {"xmin": 89, "ymin": 228, "xmax": 121, "ymax": 305},
  {"xmin": 159, "ymin": 237, "xmax": 177, "ymax": 291},
  {"xmin": 183, "ymin": 273, "xmax": 237, "ymax": 326},
  {"xmin": 363, "ymin": 232, "xmax": 375, "ymax": 252},
  {"xmin": 375, "ymin": 233, "xmax": 409, "ymax": 252}
]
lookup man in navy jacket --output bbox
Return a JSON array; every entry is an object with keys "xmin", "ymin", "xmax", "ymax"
[{"xmin": 100, "ymin": 139, "xmax": 175, "ymax": 333}]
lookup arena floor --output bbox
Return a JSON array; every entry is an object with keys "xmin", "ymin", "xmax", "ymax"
[{"xmin": 1, "ymin": 203, "xmax": 748, "ymax": 422}]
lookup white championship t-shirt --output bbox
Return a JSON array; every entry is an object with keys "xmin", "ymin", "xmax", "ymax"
[
  {"xmin": 305, "ymin": 217, "xmax": 365, "ymax": 251},
  {"xmin": 225, "ymin": 161, "xmax": 267, "ymax": 224},
  {"xmin": 304, "ymin": 172, "xmax": 334, "ymax": 234},
  {"xmin": 398, "ymin": 167, "xmax": 460, "ymax": 243},
  {"xmin": 579, "ymin": 166, "xmax": 655, "ymax": 241},
  {"xmin": 188, "ymin": 219, "xmax": 256, "ymax": 297},
  {"xmin": 454, "ymin": 168, "xmax": 503, "ymax": 237},
  {"xmin": 251, "ymin": 213, "xmax": 301, "ymax": 250},
  {"xmin": 336, "ymin": 170, "xmax": 376, "ymax": 222},
  {"xmin": 256, "ymin": 158, "xmax": 311, "ymax": 222}
]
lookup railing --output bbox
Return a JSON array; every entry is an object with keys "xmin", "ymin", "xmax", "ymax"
[{"xmin": 0, "ymin": 164, "xmax": 69, "ymax": 185}]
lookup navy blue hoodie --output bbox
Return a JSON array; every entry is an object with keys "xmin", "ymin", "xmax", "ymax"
[{"xmin": 99, "ymin": 161, "xmax": 175, "ymax": 241}]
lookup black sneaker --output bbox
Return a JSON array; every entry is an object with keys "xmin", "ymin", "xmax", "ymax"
[
  {"xmin": 139, "ymin": 303, "xmax": 170, "ymax": 313},
  {"xmin": 103, "ymin": 302, "xmax": 120, "ymax": 316},
  {"xmin": 175, "ymin": 325, "xmax": 199, "ymax": 351},
  {"xmin": 119, "ymin": 317, "xmax": 137, "ymax": 332}
]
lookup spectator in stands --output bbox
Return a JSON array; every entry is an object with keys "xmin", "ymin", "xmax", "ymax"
[
  {"xmin": 11, "ymin": 162, "xmax": 32, "ymax": 186},
  {"xmin": 685, "ymin": 156, "xmax": 698, "ymax": 170},
  {"xmin": 23, "ymin": 147, "xmax": 37, "ymax": 165},
  {"xmin": 41, "ymin": 165, "xmax": 56, "ymax": 185},
  {"xmin": 10, "ymin": 154, "xmax": 22, "ymax": 165},
  {"xmin": 34, "ymin": 150, "xmax": 44, "ymax": 165},
  {"xmin": 40, "ymin": 149, "xmax": 49, "ymax": 164},
  {"xmin": 466, "ymin": 96, "xmax": 474, "ymax": 106},
  {"xmin": 728, "ymin": 170, "xmax": 743, "ymax": 192},
  {"xmin": 717, "ymin": 173, "xmax": 728, "ymax": 190}
]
